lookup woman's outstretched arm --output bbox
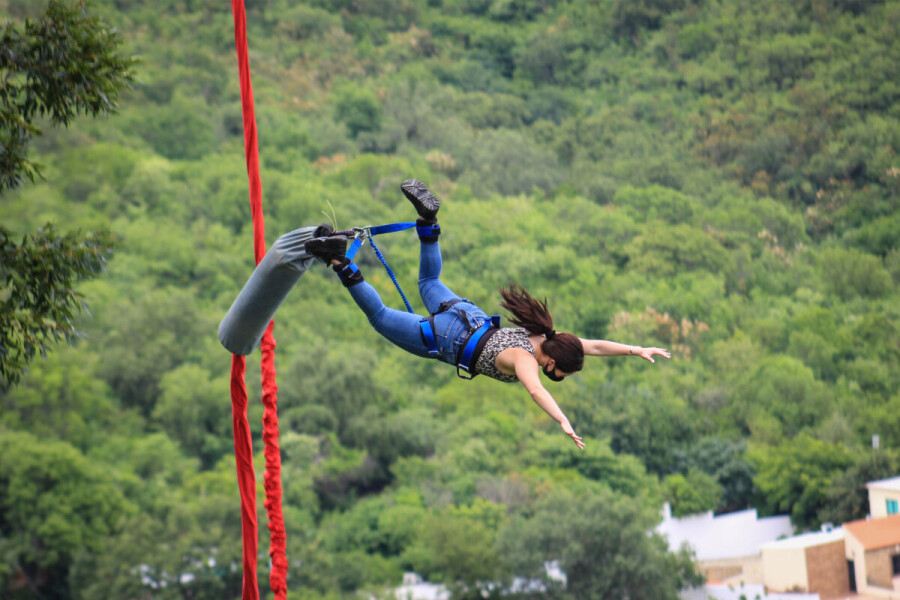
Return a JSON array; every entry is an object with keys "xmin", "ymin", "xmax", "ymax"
[
  {"xmin": 500, "ymin": 349, "xmax": 585, "ymax": 449},
  {"xmin": 580, "ymin": 339, "xmax": 671, "ymax": 363}
]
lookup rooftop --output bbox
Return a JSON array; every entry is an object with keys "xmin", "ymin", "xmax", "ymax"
[
  {"xmin": 843, "ymin": 513, "xmax": 900, "ymax": 550},
  {"xmin": 866, "ymin": 475, "xmax": 900, "ymax": 491},
  {"xmin": 760, "ymin": 527, "xmax": 845, "ymax": 550}
]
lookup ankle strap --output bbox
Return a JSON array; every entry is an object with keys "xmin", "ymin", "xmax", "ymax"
[{"xmin": 416, "ymin": 223, "xmax": 441, "ymax": 239}]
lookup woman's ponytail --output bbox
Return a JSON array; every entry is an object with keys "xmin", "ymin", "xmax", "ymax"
[
  {"xmin": 498, "ymin": 283, "xmax": 554, "ymax": 335},
  {"xmin": 498, "ymin": 283, "xmax": 584, "ymax": 374}
]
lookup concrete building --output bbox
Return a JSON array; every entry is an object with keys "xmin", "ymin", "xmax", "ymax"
[
  {"xmin": 680, "ymin": 582, "xmax": 819, "ymax": 600},
  {"xmin": 758, "ymin": 474, "xmax": 900, "ymax": 599},
  {"xmin": 760, "ymin": 528, "xmax": 848, "ymax": 597},
  {"xmin": 868, "ymin": 476, "xmax": 900, "ymax": 519},
  {"xmin": 657, "ymin": 503, "xmax": 793, "ymax": 582},
  {"xmin": 843, "ymin": 513, "xmax": 900, "ymax": 597}
]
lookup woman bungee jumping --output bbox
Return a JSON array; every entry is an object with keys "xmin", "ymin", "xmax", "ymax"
[{"xmin": 305, "ymin": 180, "xmax": 671, "ymax": 449}]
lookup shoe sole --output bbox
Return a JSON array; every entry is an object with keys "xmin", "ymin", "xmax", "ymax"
[{"xmin": 401, "ymin": 179, "xmax": 440, "ymax": 219}]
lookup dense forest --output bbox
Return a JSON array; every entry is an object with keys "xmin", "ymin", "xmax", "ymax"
[{"xmin": 2, "ymin": 0, "xmax": 899, "ymax": 598}]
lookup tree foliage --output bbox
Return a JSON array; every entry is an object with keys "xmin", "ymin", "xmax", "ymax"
[
  {"xmin": 0, "ymin": 0, "xmax": 132, "ymax": 390},
  {"xmin": 0, "ymin": 430, "xmax": 130, "ymax": 599},
  {"xmin": 664, "ymin": 468, "xmax": 723, "ymax": 517},
  {"xmin": 500, "ymin": 488, "xmax": 703, "ymax": 600},
  {"xmin": 0, "ymin": 225, "xmax": 113, "ymax": 390},
  {"xmin": 749, "ymin": 435, "xmax": 854, "ymax": 529},
  {"xmin": 0, "ymin": 0, "xmax": 134, "ymax": 191}
]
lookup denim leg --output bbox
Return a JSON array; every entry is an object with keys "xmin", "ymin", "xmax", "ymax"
[
  {"xmin": 348, "ymin": 281, "xmax": 431, "ymax": 358},
  {"xmin": 418, "ymin": 241, "xmax": 462, "ymax": 314}
]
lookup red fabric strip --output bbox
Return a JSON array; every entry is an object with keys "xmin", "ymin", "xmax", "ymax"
[
  {"xmin": 230, "ymin": 1, "xmax": 262, "ymax": 596},
  {"xmin": 261, "ymin": 321, "xmax": 287, "ymax": 598},
  {"xmin": 230, "ymin": 2, "xmax": 288, "ymax": 599},
  {"xmin": 230, "ymin": 354, "xmax": 258, "ymax": 600},
  {"xmin": 231, "ymin": 0, "xmax": 266, "ymax": 265}
]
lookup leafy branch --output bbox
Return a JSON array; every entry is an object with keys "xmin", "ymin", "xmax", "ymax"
[
  {"xmin": 0, "ymin": 1, "xmax": 135, "ymax": 192},
  {"xmin": 0, "ymin": 225, "xmax": 114, "ymax": 390}
]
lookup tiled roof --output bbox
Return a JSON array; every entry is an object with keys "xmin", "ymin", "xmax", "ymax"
[{"xmin": 843, "ymin": 513, "xmax": 900, "ymax": 550}]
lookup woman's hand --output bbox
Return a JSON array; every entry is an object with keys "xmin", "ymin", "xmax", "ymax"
[
  {"xmin": 561, "ymin": 419, "xmax": 584, "ymax": 450},
  {"xmin": 633, "ymin": 346, "xmax": 671, "ymax": 363}
]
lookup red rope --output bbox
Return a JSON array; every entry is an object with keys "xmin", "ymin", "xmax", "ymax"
[
  {"xmin": 230, "ymin": 2, "xmax": 287, "ymax": 599},
  {"xmin": 229, "ymin": 354, "xmax": 258, "ymax": 600},
  {"xmin": 261, "ymin": 321, "xmax": 287, "ymax": 597}
]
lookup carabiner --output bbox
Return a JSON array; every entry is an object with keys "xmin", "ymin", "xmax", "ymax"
[{"xmin": 352, "ymin": 226, "xmax": 368, "ymax": 244}]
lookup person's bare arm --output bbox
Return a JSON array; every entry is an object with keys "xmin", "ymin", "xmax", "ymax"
[
  {"xmin": 497, "ymin": 348, "xmax": 584, "ymax": 449},
  {"xmin": 580, "ymin": 339, "xmax": 671, "ymax": 363}
]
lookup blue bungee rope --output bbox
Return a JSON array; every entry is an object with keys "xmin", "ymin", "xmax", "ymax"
[{"xmin": 341, "ymin": 222, "xmax": 417, "ymax": 313}]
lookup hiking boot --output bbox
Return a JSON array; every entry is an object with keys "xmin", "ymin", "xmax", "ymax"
[
  {"xmin": 401, "ymin": 179, "xmax": 440, "ymax": 220},
  {"xmin": 305, "ymin": 235, "xmax": 348, "ymax": 264}
]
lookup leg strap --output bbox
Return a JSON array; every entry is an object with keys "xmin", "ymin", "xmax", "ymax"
[
  {"xmin": 419, "ymin": 317, "xmax": 439, "ymax": 357},
  {"xmin": 416, "ymin": 217, "xmax": 440, "ymax": 243},
  {"xmin": 334, "ymin": 259, "xmax": 364, "ymax": 287},
  {"xmin": 417, "ymin": 298, "xmax": 463, "ymax": 359}
]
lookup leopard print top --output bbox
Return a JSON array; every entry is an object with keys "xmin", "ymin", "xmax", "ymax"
[{"xmin": 474, "ymin": 327, "xmax": 535, "ymax": 383}]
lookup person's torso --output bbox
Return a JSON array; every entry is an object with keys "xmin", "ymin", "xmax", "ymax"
[{"xmin": 473, "ymin": 327, "xmax": 535, "ymax": 383}]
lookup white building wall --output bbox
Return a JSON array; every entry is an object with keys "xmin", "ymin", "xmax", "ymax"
[
  {"xmin": 657, "ymin": 505, "xmax": 793, "ymax": 561},
  {"xmin": 867, "ymin": 476, "xmax": 900, "ymax": 518},
  {"xmin": 762, "ymin": 545, "xmax": 809, "ymax": 592}
]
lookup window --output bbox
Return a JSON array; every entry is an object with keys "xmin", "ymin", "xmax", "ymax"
[{"xmin": 888, "ymin": 499, "xmax": 899, "ymax": 515}]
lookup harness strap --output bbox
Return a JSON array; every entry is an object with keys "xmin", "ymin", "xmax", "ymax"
[
  {"xmin": 418, "ymin": 298, "xmax": 464, "ymax": 357},
  {"xmin": 346, "ymin": 236, "xmax": 364, "ymax": 261},
  {"xmin": 416, "ymin": 223, "xmax": 441, "ymax": 238},
  {"xmin": 419, "ymin": 319, "xmax": 439, "ymax": 357},
  {"xmin": 339, "ymin": 261, "xmax": 359, "ymax": 275},
  {"xmin": 419, "ymin": 295, "xmax": 505, "ymax": 373},
  {"xmin": 435, "ymin": 298, "xmax": 463, "ymax": 315},
  {"xmin": 369, "ymin": 222, "xmax": 416, "ymax": 236},
  {"xmin": 344, "ymin": 222, "xmax": 417, "ymax": 261},
  {"xmin": 457, "ymin": 314, "xmax": 501, "ymax": 379}
]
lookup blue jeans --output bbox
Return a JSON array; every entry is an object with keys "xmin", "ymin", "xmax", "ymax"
[{"xmin": 347, "ymin": 241, "xmax": 489, "ymax": 364}]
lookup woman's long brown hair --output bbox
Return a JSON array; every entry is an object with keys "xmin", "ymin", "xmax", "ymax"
[{"xmin": 498, "ymin": 283, "xmax": 584, "ymax": 373}]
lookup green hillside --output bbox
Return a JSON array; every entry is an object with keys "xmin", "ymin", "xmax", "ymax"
[{"xmin": 2, "ymin": 0, "xmax": 899, "ymax": 598}]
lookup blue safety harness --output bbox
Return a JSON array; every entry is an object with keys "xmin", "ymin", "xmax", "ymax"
[
  {"xmin": 419, "ymin": 299, "xmax": 501, "ymax": 379},
  {"xmin": 344, "ymin": 222, "xmax": 500, "ymax": 379}
]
